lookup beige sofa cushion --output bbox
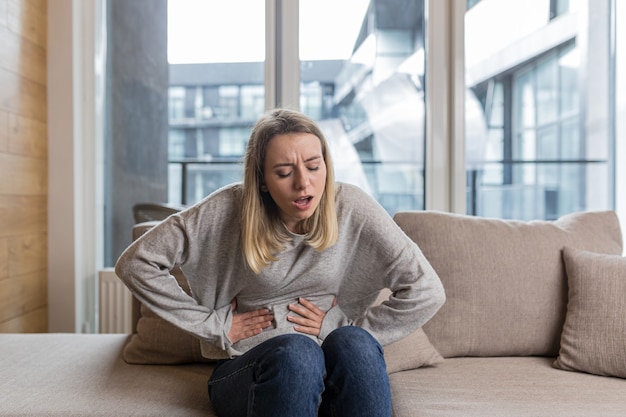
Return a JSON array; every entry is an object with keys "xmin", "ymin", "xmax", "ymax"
[
  {"xmin": 553, "ymin": 247, "xmax": 626, "ymax": 378},
  {"xmin": 1, "ymin": 334, "xmax": 216, "ymax": 416},
  {"xmin": 123, "ymin": 223, "xmax": 444, "ymax": 373},
  {"xmin": 390, "ymin": 357, "xmax": 626, "ymax": 417},
  {"xmin": 393, "ymin": 210, "xmax": 623, "ymax": 358}
]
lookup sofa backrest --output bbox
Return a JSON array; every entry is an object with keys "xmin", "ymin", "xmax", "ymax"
[{"xmin": 393, "ymin": 210, "xmax": 623, "ymax": 358}]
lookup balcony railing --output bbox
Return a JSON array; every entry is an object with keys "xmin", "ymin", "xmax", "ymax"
[{"xmin": 169, "ymin": 157, "xmax": 608, "ymax": 220}]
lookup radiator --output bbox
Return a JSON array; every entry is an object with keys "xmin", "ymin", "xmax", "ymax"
[{"xmin": 98, "ymin": 268, "xmax": 133, "ymax": 333}]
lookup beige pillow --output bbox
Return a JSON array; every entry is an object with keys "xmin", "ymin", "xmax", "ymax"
[
  {"xmin": 376, "ymin": 288, "xmax": 444, "ymax": 374},
  {"xmin": 384, "ymin": 328, "xmax": 443, "ymax": 373},
  {"xmin": 123, "ymin": 266, "xmax": 221, "ymax": 364},
  {"xmin": 393, "ymin": 210, "xmax": 623, "ymax": 358},
  {"xmin": 123, "ymin": 303, "xmax": 214, "ymax": 364},
  {"xmin": 553, "ymin": 247, "xmax": 626, "ymax": 378}
]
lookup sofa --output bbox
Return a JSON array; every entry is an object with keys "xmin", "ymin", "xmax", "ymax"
[{"xmin": 2, "ymin": 209, "xmax": 625, "ymax": 416}]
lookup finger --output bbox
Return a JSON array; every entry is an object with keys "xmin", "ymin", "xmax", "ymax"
[
  {"xmin": 288, "ymin": 303, "xmax": 312, "ymax": 319},
  {"xmin": 289, "ymin": 302, "xmax": 323, "ymax": 320},
  {"xmin": 243, "ymin": 313, "xmax": 274, "ymax": 327},
  {"xmin": 229, "ymin": 314, "xmax": 274, "ymax": 343},
  {"xmin": 287, "ymin": 314, "xmax": 320, "ymax": 329},
  {"xmin": 292, "ymin": 325, "xmax": 320, "ymax": 336},
  {"xmin": 235, "ymin": 313, "xmax": 273, "ymax": 330},
  {"xmin": 298, "ymin": 298, "xmax": 325, "ymax": 315}
]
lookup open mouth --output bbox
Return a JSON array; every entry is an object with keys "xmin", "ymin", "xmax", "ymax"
[{"xmin": 294, "ymin": 196, "xmax": 313, "ymax": 208}]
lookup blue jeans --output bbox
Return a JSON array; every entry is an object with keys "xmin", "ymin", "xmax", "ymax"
[{"xmin": 207, "ymin": 326, "xmax": 392, "ymax": 417}]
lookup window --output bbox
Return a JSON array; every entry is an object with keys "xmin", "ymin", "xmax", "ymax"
[
  {"xmin": 52, "ymin": 0, "xmax": 625, "ymax": 333},
  {"xmin": 299, "ymin": 0, "xmax": 427, "ymax": 214},
  {"xmin": 465, "ymin": 1, "xmax": 613, "ymax": 220}
]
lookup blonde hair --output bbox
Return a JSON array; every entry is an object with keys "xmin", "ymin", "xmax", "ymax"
[{"xmin": 241, "ymin": 109, "xmax": 338, "ymax": 274}]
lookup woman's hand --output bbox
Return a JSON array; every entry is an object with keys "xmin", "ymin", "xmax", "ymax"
[
  {"xmin": 287, "ymin": 297, "xmax": 336, "ymax": 337},
  {"xmin": 227, "ymin": 298, "xmax": 274, "ymax": 344}
]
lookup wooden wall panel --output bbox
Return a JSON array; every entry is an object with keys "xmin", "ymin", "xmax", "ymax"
[
  {"xmin": 0, "ymin": 270, "xmax": 47, "ymax": 322},
  {"xmin": 0, "ymin": 24, "xmax": 47, "ymax": 85},
  {"xmin": 0, "ymin": 153, "xmax": 47, "ymax": 195},
  {"xmin": 0, "ymin": 0, "xmax": 48, "ymax": 333},
  {"xmin": 0, "ymin": 195, "xmax": 47, "ymax": 237},
  {"xmin": 0, "ymin": 307, "xmax": 47, "ymax": 332},
  {"xmin": 7, "ymin": 0, "xmax": 47, "ymax": 48},
  {"xmin": 0, "ymin": 67, "xmax": 47, "ymax": 122},
  {"xmin": 0, "ymin": 238, "xmax": 8, "ymax": 280},
  {"xmin": 9, "ymin": 113, "xmax": 47, "ymax": 158}
]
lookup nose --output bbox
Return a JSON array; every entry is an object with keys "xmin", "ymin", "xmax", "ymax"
[{"xmin": 294, "ymin": 167, "xmax": 310, "ymax": 190}]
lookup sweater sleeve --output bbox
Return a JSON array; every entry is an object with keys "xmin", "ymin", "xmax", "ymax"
[
  {"xmin": 358, "ymin": 242, "xmax": 445, "ymax": 346},
  {"xmin": 114, "ymin": 214, "xmax": 234, "ymax": 353},
  {"xmin": 325, "ymin": 184, "xmax": 446, "ymax": 346}
]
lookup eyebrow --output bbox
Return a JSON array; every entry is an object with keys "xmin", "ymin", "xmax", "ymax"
[{"xmin": 272, "ymin": 155, "xmax": 321, "ymax": 169}]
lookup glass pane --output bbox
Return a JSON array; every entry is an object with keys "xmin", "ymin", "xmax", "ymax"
[
  {"xmin": 465, "ymin": 1, "xmax": 613, "ymax": 220},
  {"xmin": 559, "ymin": 44, "xmax": 579, "ymax": 117},
  {"xmin": 167, "ymin": 0, "xmax": 265, "ymax": 205},
  {"xmin": 536, "ymin": 56, "xmax": 559, "ymax": 127},
  {"xmin": 185, "ymin": 163, "xmax": 243, "ymax": 206},
  {"xmin": 299, "ymin": 0, "xmax": 426, "ymax": 214}
]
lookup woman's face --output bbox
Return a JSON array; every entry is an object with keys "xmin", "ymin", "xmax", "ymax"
[{"xmin": 262, "ymin": 132, "xmax": 327, "ymax": 234}]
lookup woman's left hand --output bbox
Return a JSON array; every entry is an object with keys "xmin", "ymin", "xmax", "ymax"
[{"xmin": 287, "ymin": 297, "xmax": 335, "ymax": 337}]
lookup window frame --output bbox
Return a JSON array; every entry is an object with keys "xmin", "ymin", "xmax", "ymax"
[{"xmin": 49, "ymin": 0, "xmax": 625, "ymax": 333}]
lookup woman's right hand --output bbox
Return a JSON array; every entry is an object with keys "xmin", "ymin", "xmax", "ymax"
[{"xmin": 227, "ymin": 298, "xmax": 274, "ymax": 344}]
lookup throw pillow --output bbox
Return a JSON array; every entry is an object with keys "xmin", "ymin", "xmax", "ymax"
[
  {"xmin": 376, "ymin": 288, "xmax": 444, "ymax": 374},
  {"xmin": 123, "ymin": 266, "xmax": 220, "ymax": 364},
  {"xmin": 553, "ymin": 247, "xmax": 626, "ymax": 378}
]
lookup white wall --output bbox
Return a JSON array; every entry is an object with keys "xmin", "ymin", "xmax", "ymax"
[
  {"xmin": 48, "ymin": 0, "xmax": 102, "ymax": 333},
  {"xmin": 616, "ymin": 0, "xmax": 626, "ymax": 249}
]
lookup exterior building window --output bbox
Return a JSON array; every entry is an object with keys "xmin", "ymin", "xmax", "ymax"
[
  {"xmin": 241, "ymin": 85, "xmax": 265, "ymax": 119},
  {"xmin": 217, "ymin": 86, "xmax": 240, "ymax": 119},
  {"xmin": 169, "ymin": 87, "xmax": 186, "ymax": 120}
]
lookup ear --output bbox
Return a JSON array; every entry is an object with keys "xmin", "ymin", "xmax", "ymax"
[{"xmin": 261, "ymin": 184, "xmax": 269, "ymax": 192}]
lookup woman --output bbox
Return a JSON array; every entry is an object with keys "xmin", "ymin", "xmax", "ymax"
[{"xmin": 115, "ymin": 108, "xmax": 445, "ymax": 417}]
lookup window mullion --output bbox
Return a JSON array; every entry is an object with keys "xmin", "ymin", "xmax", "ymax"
[
  {"xmin": 425, "ymin": 0, "xmax": 465, "ymax": 213},
  {"xmin": 265, "ymin": 0, "xmax": 300, "ymax": 110}
]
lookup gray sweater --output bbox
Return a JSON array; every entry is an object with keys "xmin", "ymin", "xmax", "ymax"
[{"xmin": 115, "ymin": 182, "xmax": 445, "ymax": 358}]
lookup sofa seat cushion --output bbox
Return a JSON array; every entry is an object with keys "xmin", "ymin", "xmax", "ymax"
[
  {"xmin": 0, "ymin": 334, "xmax": 216, "ymax": 417},
  {"xmin": 389, "ymin": 357, "xmax": 626, "ymax": 417}
]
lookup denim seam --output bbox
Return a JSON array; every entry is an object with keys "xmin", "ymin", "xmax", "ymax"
[{"xmin": 207, "ymin": 362, "xmax": 256, "ymax": 385}]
